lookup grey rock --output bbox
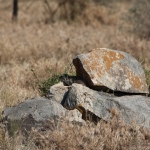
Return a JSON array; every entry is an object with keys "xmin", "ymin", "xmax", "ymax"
[
  {"xmin": 73, "ymin": 48, "xmax": 149, "ymax": 93},
  {"xmin": 66, "ymin": 109, "xmax": 85, "ymax": 124},
  {"xmin": 3, "ymin": 97, "xmax": 65, "ymax": 122},
  {"xmin": 63, "ymin": 83, "xmax": 150, "ymax": 127},
  {"xmin": 48, "ymin": 83, "xmax": 84, "ymax": 123},
  {"xmin": 2, "ymin": 97, "xmax": 66, "ymax": 133},
  {"xmin": 2, "ymin": 97, "xmax": 84, "ymax": 134},
  {"xmin": 48, "ymin": 82, "xmax": 68, "ymax": 103},
  {"xmin": 2, "ymin": 97, "xmax": 66, "ymax": 135}
]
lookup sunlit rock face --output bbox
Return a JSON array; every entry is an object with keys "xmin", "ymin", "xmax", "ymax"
[{"xmin": 73, "ymin": 48, "xmax": 149, "ymax": 93}]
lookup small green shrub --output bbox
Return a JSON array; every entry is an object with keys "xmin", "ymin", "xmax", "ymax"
[
  {"xmin": 31, "ymin": 62, "xmax": 76, "ymax": 97},
  {"xmin": 38, "ymin": 73, "xmax": 60, "ymax": 97},
  {"xmin": 31, "ymin": 68, "xmax": 61, "ymax": 97}
]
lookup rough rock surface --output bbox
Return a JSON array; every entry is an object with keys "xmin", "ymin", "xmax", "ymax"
[
  {"xmin": 3, "ymin": 97, "xmax": 66, "ymax": 122},
  {"xmin": 2, "ymin": 97, "xmax": 84, "ymax": 133},
  {"xmin": 63, "ymin": 83, "xmax": 150, "ymax": 127},
  {"xmin": 66, "ymin": 109, "xmax": 84, "ymax": 123},
  {"xmin": 73, "ymin": 48, "xmax": 149, "ymax": 93},
  {"xmin": 48, "ymin": 82, "xmax": 68, "ymax": 103},
  {"xmin": 48, "ymin": 83, "xmax": 84, "ymax": 123}
]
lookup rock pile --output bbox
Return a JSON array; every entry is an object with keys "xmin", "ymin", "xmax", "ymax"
[{"xmin": 2, "ymin": 48, "xmax": 150, "ymax": 134}]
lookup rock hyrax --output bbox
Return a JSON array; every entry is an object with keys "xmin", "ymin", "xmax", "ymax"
[{"xmin": 59, "ymin": 74, "xmax": 86, "ymax": 86}]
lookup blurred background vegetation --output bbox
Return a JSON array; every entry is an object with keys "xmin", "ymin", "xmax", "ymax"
[
  {"xmin": 9, "ymin": 0, "xmax": 150, "ymax": 38},
  {"xmin": 0, "ymin": 0, "xmax": 150, "ymax": 99}
]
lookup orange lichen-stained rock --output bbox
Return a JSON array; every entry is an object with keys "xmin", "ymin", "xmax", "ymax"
[{"xmin": 73, "ymin": 48, "xmax": 149, "ymax": 93}]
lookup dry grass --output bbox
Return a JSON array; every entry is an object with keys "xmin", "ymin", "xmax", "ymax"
[
  {"xmin": 31, "ymin": 117, "xmax": 150, "ymax": 150},
  {"xmin": 0, "ymin": 0, "xmax": 150, "ymax": 149},
  {"xmin": 1, "ymin": 115, "xmax": 150, "ymax": 150}
]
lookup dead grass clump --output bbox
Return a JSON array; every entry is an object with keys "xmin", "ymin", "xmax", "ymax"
[
  {"xmin": 1, "ymin": 109, "xmax": 150, "ymax": 149},
  {"xmin": 44, "ymin": 0, "xmax": 88, "ymax": 23},
  {"xmin": 0, "ymin": 59, "xmax": 68, "ymax": 118},
  {"xmin": 129, "ymin": 0, "xmax": 150, "ymax": 38},
  {"xmin": 80, "ymin": 3, "xmax": 108, "ymax": 26},
  {"xmin": 0, "ymin": 128, "xmax": 38, "ymax": 150},
  {"xmin": 31, "ymin": 116, "xmax": 150, "ymax": 150},
  {"xmin": 0, "ymin": 56, "xmax": 76, "ymax": 119},
  {"xmin": 144, "ymin": 69, "xmax": 150, "ymax": 95}
]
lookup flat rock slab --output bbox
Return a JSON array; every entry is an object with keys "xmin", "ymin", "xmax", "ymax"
[
  {"xmin": 73, "ymin": 48, "xmax": 148, "ymax": 93},
  {"xmin": 63, "ymin": 83, "xmax": 150, "ymax": 127}
]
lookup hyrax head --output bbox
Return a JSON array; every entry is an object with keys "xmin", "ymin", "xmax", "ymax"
[{"xmin": 59, "ymin": 74, "xmax": 69, "ymax": 82}]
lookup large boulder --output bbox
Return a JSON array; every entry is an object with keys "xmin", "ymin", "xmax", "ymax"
[
  {"xmin": 63, "ymin": 83, "xmax": 150, "ymax": 127},
  {"xmin": 3, "ymin": 97, "xmax": 66, "ymax": 123},
  {"xmin": 73, "ymin": 48, "xmax": 149, "ymax": 93},
  {"xmin": 2, "ymin": 97, "xmax": 66, "ymax": 133},
  {"xmin": 2, "ymin": 97, "xmax": 83, "ymax": 134}
]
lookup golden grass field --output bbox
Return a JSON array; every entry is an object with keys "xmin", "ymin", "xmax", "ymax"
[{"xmin": 0, "ymin": 0, "xmax": 150, "ymax": 149}]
